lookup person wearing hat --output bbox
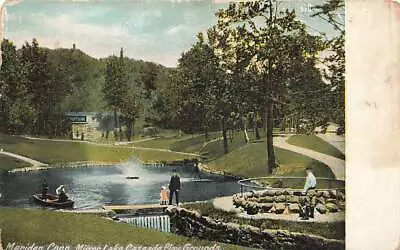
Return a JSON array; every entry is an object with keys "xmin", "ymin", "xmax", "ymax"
[
  {"xmin": 168, "ymin": 169, "xmax": 181, "ymax": 206},
  {"xmin": 56, "ymin": 184, "xmax": 68, "ymax": 202},
  {"xmin": 300, "ymin": 167, "xmax": 317, "ymax": 220}
]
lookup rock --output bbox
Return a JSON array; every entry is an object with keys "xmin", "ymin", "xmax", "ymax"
[
  {"xmin": 267, "ymin": 190, "xmax": 276, "ymax": 196},
  {"xmin": 275, "ymin": 203, "xmax": 286, "ymax": 214},
  {"xmin": 316, "ymin": 204, "xmax": 327, "ymax": 214},
  {"xmin": 337, "ymin": 191, "xmax": 345, "ymax": 201},
  {"xmin": 259, "ymin": 203, "xmax": 274, "ymax": 213},
  {"xmin": 275, "ymin": 190, "xmax": 282, "ymax": 196},
  {"xmin": 288, "ymin": 195, "xmax": 299, "ymax": 204},
  {"xmin": 269, "ymin": 206, "xmax": 276, "ymax": 213},
  {"xmin": 274, "ymin": 195, "xmax": 286, "ymax": 203},
  {"xmin": 288, "ymin": 204, "xmax": 300, "ymax": 213},
  {"xmin": 246, "ymin": 202, "xmax": 259, "ymax": 215},
  {"xmin": 316, "ymin": 191, "xmax": 324, "ymax": 197},
  {"xmin": 259, "ymin": 196, "xmax": 274, "ymax": 203},
  {"xmin": 326, "ymin": 203, "xmax": 338, "ymax": 212},
  {"xmin": 323, "ymin": 191, "xmax": 330, "ymax": 199},
  {"xmin": 166, "ymin": 206, "xmax": 178, "ymax": 214},
  {"xmin": 315, "ymin": 197, "xmax": 325, "ymax": 205},
  {"xmin": 282, "ymin": 189, "xmax": 291, "ymax": 195},
  {"xmin": 329, "ymin": 190, "xmax": 337, "ymax": 199},
  {"xmin": 326, "ymin": 198, "xmax": 337, "ymax": 204}
]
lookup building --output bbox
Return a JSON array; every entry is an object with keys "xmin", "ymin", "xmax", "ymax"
[{"xmin": 65, "ymin": 112, "xmax": 101, "ymax": 141}]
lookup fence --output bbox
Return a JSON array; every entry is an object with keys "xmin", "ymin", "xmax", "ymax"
[{"xmin": 118, "ymin": 215, "xmax": 171, "ymax": 233}]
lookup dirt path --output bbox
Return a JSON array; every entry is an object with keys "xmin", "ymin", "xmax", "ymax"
[
  {"xmin": 0, "ymin": 150, "xmax": 48, "ymax": 167},
  {"xmin": 213, "ymin": 196, "xmax": 344, "ymax": 223},
  {"xmin": 274, "ymin": 136, "xmax": 345, "ymax": 180},
  {"xmin": 317, "ymin": 134, "xmax": 345, "ymax": 154}
]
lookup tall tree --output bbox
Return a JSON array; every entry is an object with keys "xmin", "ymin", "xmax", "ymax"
[
  {"xmin": 103, "ymin": 48, "xmax": 129, "ymax": 141},
  {"xmin": 20, "ymin": 38, "xmax": 69, "ymax": 136},
  {"xmin": 211, "ymin": 0, "xmax": 324, "ymax": 173},
  {"xmin": 0, "ymin": 39, "xmax": 36, "ymax": 134}
]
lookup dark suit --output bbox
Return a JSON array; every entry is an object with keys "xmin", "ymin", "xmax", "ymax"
[{"xmin": 169, "ymin": 174, "xmax": 181, "ymax": 205}]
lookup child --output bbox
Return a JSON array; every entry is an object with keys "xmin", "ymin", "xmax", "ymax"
[{"xmin": 160, "ymin": 186, "xmax": 169, "ymax": 205}]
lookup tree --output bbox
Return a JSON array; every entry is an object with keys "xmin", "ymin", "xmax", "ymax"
[
  {"xmin": 175, "ymin": 33, "xmax": 222, "ymax": 141},
  {"xmin": 103, "ymin": 48, "xmax": 129, "ymax": 141},
  {"xmin": 210, "ymin": 0, "xmax": 325, "ymax": 173},
  {"xmin": 312, "ymin": 0, "xmax": 345, "ymax": 127},
  {"xmin": 20, "ymin": 38, "xmax": 70, "ymax": 137},
  {"xmin": 0, "ymin": 39, "xmax": 36, "ymax": 134}
]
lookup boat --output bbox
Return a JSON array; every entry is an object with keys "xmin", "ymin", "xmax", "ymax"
[{"xmin": 32, "ymin": 194, "xmax": 74, "ymax": 208}]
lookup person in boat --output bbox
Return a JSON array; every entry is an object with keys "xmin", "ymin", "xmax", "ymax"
[
  {"xmin": 56, "ymin": 184, "xmax": 69, "ymax": 202},
  {"xmin": 299, "ymin": 167, "xmax": 317, "ymax": 220},
  {"xmin": 160, "ymin": 186, "xmax": 169, "ymax": 205},
  {"xmin": 168, "ymin": 169, "xmax": 181, "ymax": 206},
  {"xmin": 41, "ymin": 179, "xmax": 49, "ymax": 200}
]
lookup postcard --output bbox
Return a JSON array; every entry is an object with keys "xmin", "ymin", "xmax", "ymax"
[{"xmin": 0, "ymin": 0, "xmax": 349, "ymax": 249}]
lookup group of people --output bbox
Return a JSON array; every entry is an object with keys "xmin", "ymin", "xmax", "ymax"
[{"xmin": 41, "ymin": 180, "xmax": 69, "ymax": 202}]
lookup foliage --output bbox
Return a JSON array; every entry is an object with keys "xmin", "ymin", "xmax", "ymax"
[
  {"xmin": 207, "ymin": 0, "xmax": 326, "ymax": 173},
  {"xmin": 311, "ymin": 0, "xmax": 345, "ymax": 127}
]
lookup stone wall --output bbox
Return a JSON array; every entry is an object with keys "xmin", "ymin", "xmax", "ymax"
[
  {"xmin": 166, "ymin": 207, "xmax": 344, "ymax": 250},
  {"xmin": 233, "ymin": 189, "xmax": 345, "ymax": 215}
]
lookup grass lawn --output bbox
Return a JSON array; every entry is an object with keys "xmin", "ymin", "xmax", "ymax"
[
  {"xmin": 134, "ymin": 136, "xmax": 190, "ymax": 150},
  {"xmin": 0, "ymin": 134, "xmax": 191, "ymax": 165},
  {"xmin": 184, "ymin": 202, "xmax": 345, "ymax": 241},
  {"xmin": 170, "ymin": 132, "xmax": 220, "ymax": 153},
  {"xmin": 207, "ymin": 141, "xmax": 335, "ymax": 179},
  {"xmin": 0, "ymin": 208, "xmax": 244, "ymax": 249},
  {"xmin": 200, "ymin": 131, "xmax": 260, "ymax": 162},
  {"xmin": 287, "ymin": 135, "xmax": 345, "ymax": 159},
  {"xmin": 0, "ymin": 155, "xmax": 30, "ymax": 171}
]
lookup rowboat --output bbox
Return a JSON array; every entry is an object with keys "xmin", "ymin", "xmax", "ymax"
[{"xmin": 32, "ymin": 194, "xmax": 74, "ymax": 208}]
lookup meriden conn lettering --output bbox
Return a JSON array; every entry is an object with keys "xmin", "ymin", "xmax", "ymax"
[{"xmin": 6, "ymin": 243, "xmax": 71, "ymax": 250}]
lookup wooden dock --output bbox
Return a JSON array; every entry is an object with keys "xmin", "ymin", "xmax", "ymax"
[{"xmin": 103, "ymin": 203, "xmax": 168, "ymax": 212}]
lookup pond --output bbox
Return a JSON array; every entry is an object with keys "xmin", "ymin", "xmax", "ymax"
[{"xmin": 0, "ymin": 162, "xmax": 240, "ymax": 209}]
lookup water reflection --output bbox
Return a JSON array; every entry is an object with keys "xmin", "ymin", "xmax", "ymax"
[{"xmin": 0, "ymin": 161, "xmax": 239, "ymax": 209}]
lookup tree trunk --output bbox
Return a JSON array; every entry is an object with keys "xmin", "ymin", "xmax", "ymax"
[
  {"xmin": 204, "ymin": 126, "xmax": 209, "ymax": 141},
  {"xmin": 221, "ymin": 118, "xmax": 228, "ymax": 154},
  {"xmin": 255, "ymin": 121, "xmax": 261, "ymax": 140},
  {"xmin": 265, "ymin": 100, "xmax": 276, "ymax": 174},
  {"xmin": 242, "ymin": 116, "xmax": 249, "ymax": 143},
  {"xmin": 113, "ymin": 109, "xmax": 118, "ymax": 140},
  {"xmin": 126, "ymin": 118, "xmax": 135, "ymax": 141}
]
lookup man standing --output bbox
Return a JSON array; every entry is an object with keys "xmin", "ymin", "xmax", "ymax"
[
  {"xmin": 300, "ymin": 167, "xmax": 317, "ymax": 220},
  {"xmin": 169, "ymin": 169, "xmax": 181, "ymax": 206}
]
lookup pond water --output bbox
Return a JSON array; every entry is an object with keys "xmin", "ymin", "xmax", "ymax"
[{"xmin": 0, "ymin": 162, "xmax": 240, "ymax": 209}]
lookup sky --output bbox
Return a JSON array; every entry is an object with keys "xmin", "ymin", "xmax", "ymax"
[{"xmin": 3, "ymin": 0, "xmax": 340, "ymax": 67}]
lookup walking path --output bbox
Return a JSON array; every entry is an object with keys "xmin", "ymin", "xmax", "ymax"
[
  {"xmin": 0, "ymin": 150, "xmax": 48, "ymax": 168},
  {"xmin": 274, "ymin": 136, "xmax": 345, "ymax": 180},
  {"xmin": 317, "ymin": 134, "xmax": 345, "ymax": 154},
  {"xmin": 212, "ymin": 196, "xmax": 345, "ymax": 223}
]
